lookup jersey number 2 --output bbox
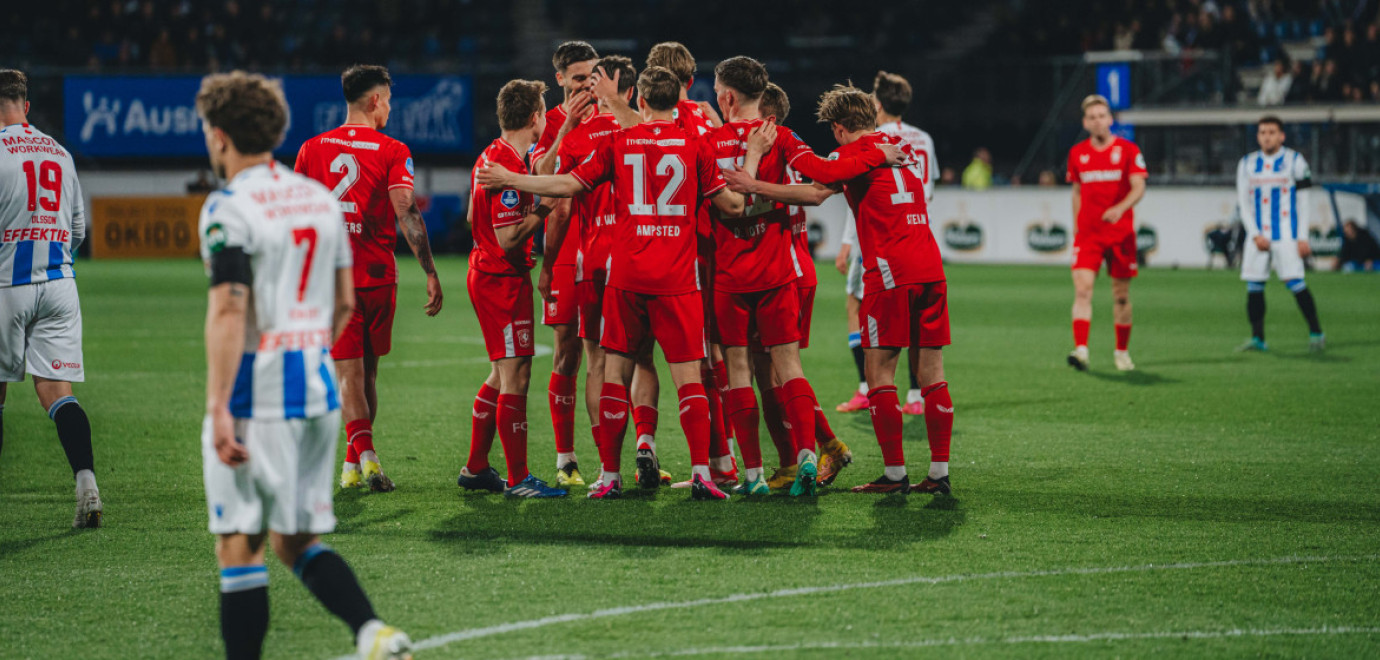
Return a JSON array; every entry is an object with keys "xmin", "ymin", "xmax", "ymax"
[
  {"xmin": 291, "ymin": 227, "xmax": 318, "ymax": 303},
  {"xmin": 23, "ymin": 161, "xmax": 62, "ymax": 212},
  {"xmin": 330, "ymin": 154, "xmax": 359, "ymax": 214}
]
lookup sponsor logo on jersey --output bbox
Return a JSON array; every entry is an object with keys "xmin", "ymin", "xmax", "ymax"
[
  {"xmin": 1308, "ymin": 224, "xmax": 1341, "ymax": 256},
  {"xmin": 942, "ymin": 222, "xmax": 983, "ymax": 251},
  {"xmin": 405, "ymin": 157, "xmax": 414, "ymax": 175},
  {"xmin": 500, "ymin": 189, "xmax": 520, "ymax": 209},
  {"xmin": 205, "ymin": 222, "xmax": 227, "ymax": 253},
  {"xmin": 50, "ymin": 359, "xmax": 81, "ymax": 370},
  {"xmin": 1136, "ymin": 225, "xmax": 1158, "ymax": 254},
  {"xmin": 1026, "ymin": 223, "xmax": 1070, "ymax": 252}
]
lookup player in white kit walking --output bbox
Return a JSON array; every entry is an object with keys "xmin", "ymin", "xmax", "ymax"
[
  {"xmin": 1235, "ymin": 115, "xmax": 1324, "ymax": 353},
  {"xmin": 0, "ymin": 69, "xmax": 102, "ymax": 528},
  {"xmin": 195, "ymin": 71, "xmax": 411, "ymax": 660}
]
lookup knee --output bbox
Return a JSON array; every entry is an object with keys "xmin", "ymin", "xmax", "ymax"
[{"xmin": 1115, "ymin": 297, "xmax": 1129, "ymax": 307}]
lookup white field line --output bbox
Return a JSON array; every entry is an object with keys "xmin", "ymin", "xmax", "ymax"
[
  {"xmin": 333, "ymin": 554, "xmax": 1376, "ymax": 659},
  {"xmin": 504, "ymin": 626, "xmax": 1380, "ymax": 660}
]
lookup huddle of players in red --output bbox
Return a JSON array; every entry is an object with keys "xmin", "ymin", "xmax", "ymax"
[{"xmin": 301, "ymin": 42, "xmax": 956, "ymax": 501}]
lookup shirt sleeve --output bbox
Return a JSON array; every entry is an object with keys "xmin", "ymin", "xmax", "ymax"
[
  {"xmin": 1237, "ymin": 157, "xmax": 1258, "ymax": 238},
  {"xmin": 293, "ymin": 141, "xmax": 310, "ymax": 174},
  {"xmin": 333, "ymin": 206, "xmax": 353, "ymax": 269},
  {"xmin": 787, "ymin": 144, "xmax": 885, "ymax": 185},
  {"xmin": 388, "ymin": 142, "xmax": 415, "ymax": 191},
  {"xmin": 199, "ymin": 193, "xmax": 254, "ymax": 268},
  {"xmin": 570, "ymin": 138, "xmax": 614, "ymax": 190},
  {"xmin": 698, "ymin": 140, "xmax": 728, "ymax": 198},
  {"xmin": 530, "ymin": 111, "xmax": 563, "ymax": 163},
  {"xmin": 1127, "ymin": 143, "xmax": 1149, "ymax": 178},
  {"xmin": 1293, "ymin": 152, "xmax": 1312, "ymax": 231},
  {"xmin": 70, "ymin": 173, "xmax": 87, "ymax": 249},
  {"xmin": 1066, "ymin": 149, "xmax": 1079, "ymax": 184}
]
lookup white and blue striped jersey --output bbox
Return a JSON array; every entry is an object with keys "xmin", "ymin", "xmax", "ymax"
[
  {"xmin": 199, "ymin": 161, "xmax": 352, "ymax": 420},
  {"xmin": 0, "ymin": 124, "xmax": 84, "ymax": 287},
  {"xmin": 1237, "ymin": 147, "xmax": 1312, "ymax": 242}
]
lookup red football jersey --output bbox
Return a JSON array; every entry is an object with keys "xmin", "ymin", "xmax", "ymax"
[
  {"xmin": 828, "ymin": 132, "xmax": 944, "ymax": 291},
  {"xmin": 1066, "ymin": 136, "xmax": 1147, "ymax": 235},
  {"xmin": 556, "ymin": 113, "xmax": 621, "ymax": 282},
  {"xmin": 785, "ymin": 162, "xmax": 816, "ymax": 288},
  {"xmin": 570, "ymin": 120, "xmax": 726, "ymax": 296},
  {"xmin": 708, "ymin": 119, "xmax": 799, "ymax": 293},
  {"xmin": 294, "ymin": 124, "xmax": 413, "ymax": 289},
  {"xmin": 675, "ymin": 100, "xmax": 716, "ymax": 138},
  {"xmin": 527, "ymin": 104, "xmax": 582, "ymax": 267},
  {"xmin": 469, "ymin": 138, "xmax": 536, "ymax": 276}
]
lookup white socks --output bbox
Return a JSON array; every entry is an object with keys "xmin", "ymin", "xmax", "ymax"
[
  {"xmin": 359, "ymin": 450, "xmax": 378, "ymax": 465},
  {"xmin": 907, "ymin": 389, "xmax": 925, "ymax": 405},
  {"xmin": 636, "ymin": 435, "xmax": 656, "ymax": 452},
  {"xmin": 556, "ymin": 452, "xmax": 577, "ymax": 468},
  {"xmin": 691, "ymin": 465, "xmax": 711, "ymax": 480},
  {"xmin": 744, "ymin": 467, "xmax": 763, "ymax": 482},
  {"xmin": 710, "ymin": 455, "xmax": 734, "ymax": 472},
  {"xmin": 601, "ymin": 471, "xmax": 621, "ymax": 485},
  {"xmin": 858, "ymin": 382, "xmax": 868, "ymax": 395},
  {"xmin": 884, "ymin": 466, "xmax": 907, "ymax": 481},
  {"xmin": 796, "ymin": 448, "xmax": 817, "ymax": 466},
  {"xmin": 75, "ymin": 469, "xmax": 98, "ymax": 493},
  {"xmin": 929, "ymin": 461, "xmax": 949, "ymax": 480},
  {"xmin": 341, "ymin": 462, "xmax": 359, "ymax": 474}
]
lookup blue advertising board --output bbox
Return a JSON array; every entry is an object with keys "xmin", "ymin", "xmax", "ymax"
[
  {"xmin": 64, "ymin": 74, "xmax": 473, "ymax": 157},
  {"xmin": 1095, "ymin": 62, "xmax": 1132, "ymax": 110}
]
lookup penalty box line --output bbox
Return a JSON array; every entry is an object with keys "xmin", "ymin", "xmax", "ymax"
[{"xmin": 327, "ymin": 553, "xmax": 1378, "ymax": 659}]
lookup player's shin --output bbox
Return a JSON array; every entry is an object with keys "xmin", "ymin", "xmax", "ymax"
[
  {"xmin": 921, "ymin": 382, "xmax": 953, "ymax": 479},
  {"xmin": 780, "ymin": 377, "xmax": 819, "ymax": 463},
  {"xmin": 633, "ymin": 404, "xmax": 658, "ymax": 449},
  {"xmin": 466, "ymin": 383, "xmax": 500, "ymax": 473},
  {"xmin": 549, "ymin": 372, "xmax": 577, "ymax": 461},
  {"xmin": 1290, "ymin": 281, "xmax": 1323, "ymax": 334},
  {"xmin": 292, "ymin": 543, "xmax": 378, "ymax": 637},
  {"xmin": 677, "ymin": 383, "xmax": 712, "ymax": 479},
  {"xmin": 219, "ymin": 564, "xmax": 269, "ymax": 660},
  {"xmin": 867, "ymin": 385, "xmax": 906, "ymax": 479},
  {"xmin": 346, "ymin": 419, "xmax": 375, "ymax": 464},
  {"xmin": 48, "ymin": 397, "xmax": 95, "ymax": 490},
  {"xmin": 597, "ymin": 382, "xmax": 631, "ymax": 480},
  {"xmin": 725, "ymin": 387, "xmax": 762, "ymax": 480},
  {"xmin": 761, "ymin": 386, "xmax": 794, "ymax": 468},
  {"xmin": 495, "ymin": 394, "xmax": 531, "ymax": 486}
]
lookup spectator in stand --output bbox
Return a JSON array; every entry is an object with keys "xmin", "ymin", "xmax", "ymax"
[
  {"xmin": 1286, "ymin": 60, "xmax": 1312, "ymax": 102},
  {"xmin": 940, "ymin": 167, "xmax": 958, "ymax": 186},
  {"xmin": 1361, "ymin": 24, "xmax": 1380, "ymax": 84},
  {"xmin": 1337, "ymin": 220, "xmax": 1380, "ymax": 271},
  {"xmin": 1313, "ymin": 59, "xmax": 1344, "ymax": 100},
  {"xmin": 962, "ymin": 148, "xmax": 994, "ymax": 190},
  {"xmin": 149, "ymin": 28, "xmax": 178, "ymax": 70},
  {"xmin": 1258, "ymin": 58, "xmax": 1293, "ymax": 105},
  {"xmin": 1038, "ymin": 170, "xmax": 1058, "ymax": 186}
]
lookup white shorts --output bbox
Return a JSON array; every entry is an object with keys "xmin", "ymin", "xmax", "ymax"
[
  {"xmin": 202, "ymin": 411, "xmax": 340, "ymax": 536},
  {"xmin": 0, "ymin": 278, "xmax": 84, "ymax": 383},
  {"xmin": 845, "ymin": 255, "xmax": 865, "ymax": 299},
  {"xmin": 1241, "ymin": 239, "xmax": 1305, "ymax": 282}
]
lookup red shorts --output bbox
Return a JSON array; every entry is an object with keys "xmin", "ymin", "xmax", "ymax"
[
  {"xmin": 331, "ymin": 284, "xmax": 396, "ymax": 360},
  {"xmin": 751, "ymin": 283, "xmax": 815, "ymax": 353},
  {"xmin": 542, "ymin": 264, "xmax": 579, "ymax": 326},
  {"xmin": 716, "ymin": 281, "xmax": 802, "ymax": 348},
  {"xmin": 576, "ymin": 278, "xmax": 606, "ymax": 340},
  {"xmin": 601, "ymin": 287, "xmax": 706, "ymax": 364},
  {"xmin": 1073, "ymin": 231, "xmax": 1139, "ymax": 279},
  {"xmin": 467, "ymin": 269, "xmax": 536, "ymax": 361},
  {"xmin": 859, "ymin": 281, "xmax": 950, "ymax": 349}
]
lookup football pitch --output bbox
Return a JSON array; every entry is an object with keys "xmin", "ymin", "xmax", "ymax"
[{"xmin": 1, "ymin": 257, "xmax": 1378, "ymax": 659}]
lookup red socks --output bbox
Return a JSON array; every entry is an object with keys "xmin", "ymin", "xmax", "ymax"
[
  {"xmin": 712, "ymin": 360, "xmax": 733, "ymax": 442},
  {"xmin": 633, "ymin": 405, "xmax": 659, "ymax": 439},
  {"xmin": 597, "ymin": 383, "xmax": 630, "ymax": 473},
  {"xmin": 496, "ymin": 394, "xmax": 530, "ymax": 486},
  {"xmin": 761, "ymin": 386, "xmax": 794, "ymax": 467},
  {"xmin": 346, "ymin": 419, "xmax": 374, "ymax": 457},
  {"xmin": 466, "ymin": 383, "xmax": 500, "ymax": 473},
  {"xmin": 1115, "ymin": 323, "xmax": 1132, "ymax": 351},
  {"xmin": 345, "ymin": 441, "xmax": 359, "ymax": 465},
  {"xmin": 677, "ymin": 383, "xmax": 711, "ymax": 466},
  {"xmin": 867, "ymin": 385, "xmax": 905, "ymax": 467},
  {"xmin": 1073, "ymin": 319, "xmax": 1090, "ymax": 348},
  {"xmin": 703, "ymin": 365, "xmax": 730, "ymax": 459},
  {"xmin": 921, "ymin": 382, "xmax": 952, "ymax": 463},
  {"xmin": 725, "ymin": 387, "xmax": 761, "ymax": 469},
  {"xmin": 549, "ymin": 373, "xmax": 577, "ymax": 454},
  {"xmin": 779, "ymin": 378, "xmax": 818, "ymax": 455}
]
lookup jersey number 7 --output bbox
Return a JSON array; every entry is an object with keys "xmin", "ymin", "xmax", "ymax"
[{"xmin": 292, "ymin": 227, "xmax": 318, "ymax": 303}]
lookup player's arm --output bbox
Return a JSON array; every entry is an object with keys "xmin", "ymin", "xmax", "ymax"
[
  {"xmin": 204, "ymin": 251, "xmax": 251, "ymax": 468},
  {"xmin": 724, "ymin": 172, "xmax": 838, "ymax": 207},
  {"xmin": 1294, "ymin": 154, "xmax": 1314, "ymax": 257},
  {"xmin": 698, "ymin": 102, "xmax": 723, "ymax": 128},
  {"xmin": 476, "ymin": 163, "xmax": 585, "ymax": 198},
  {"xmin": 1102, "ymin": 176, "xmax": 1146, "ymax": 222},
  {"xmin": 786, "ymin": 144, "xmax": 904, "ymax": 185},
  {"xmin": 332, "ymin": 267, "xmax": 356, "ymax": 343},
  {"xmin": 1236, "ymin": 158, "xmax": 1263, "ymax": 243},
  {"xmin": 591, "ymin": 65, "xmax": 641, "ymax": 128},
  {"xmin": 70, "ymin": 174, "xmax": 87, "ymax": 248},
  {"xmin": 390, "ymin": 187, "xmax": 443, "ymax": 316},
  {"xmin": 534, "ymin": 92, "xmax": 595, "ymax": 175},
  {"xmin": 708, "ymin": 187, "xmax": 746, "ymax": 217},
  {"xmin": 495, "ymin": 202, "xmax": 556, "ymax": 251}
]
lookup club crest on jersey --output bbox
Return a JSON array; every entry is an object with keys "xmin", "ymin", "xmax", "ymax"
[
  {"xmin": 1111, "ymin": 146, "xmax": 1122, "ymax": 164},
  {"xmin": 205, "ymin": 222, "xmax": 227, "ymax": 253},
  {"xmin": 405, "ymin": 157, "xmax": 414, "ymax": 175},
  {"xmin": 517, "ymin": 328, "xmax": 532, "ymax": 348},
  {"xmin": 500, "ymin": 189, "xmax": 520, "ymax": 209},
  {"xmin": 1080, "ymin": 154, "xmax": 1090, "ymax": 164}
]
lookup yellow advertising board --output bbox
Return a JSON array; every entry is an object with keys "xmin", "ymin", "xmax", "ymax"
[{"xmin": 89, "ymin": 196, "xmax": 206, "ymax": 259}]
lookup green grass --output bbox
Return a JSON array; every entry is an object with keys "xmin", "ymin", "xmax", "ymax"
[{"xmin": 2, "ymin": 258, "xmax": 1378, "ymax": 659}]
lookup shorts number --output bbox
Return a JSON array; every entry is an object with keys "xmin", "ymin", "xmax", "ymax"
[
  {"xmin": 330, "ymin": 154, "xmax": 359, "ymax": 214},
  {"xmin": 623, "ymin": 153, "xmax": 687, "ymax": 216},
  {"xmin": 291, "ymin": 227, "xmax": 318, "ymax": 303},
  {"xmin": 23, "ymin": 161, "xmax": 62, "ymax": 213}
]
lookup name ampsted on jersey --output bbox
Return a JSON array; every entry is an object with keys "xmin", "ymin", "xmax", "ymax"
[{"xmin": 636, "ymin": 224, "xmax": 683, "ymax": 237}]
